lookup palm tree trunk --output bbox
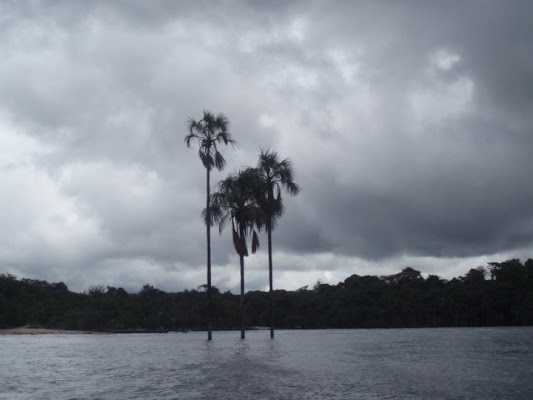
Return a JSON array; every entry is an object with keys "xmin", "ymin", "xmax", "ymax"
[
  {"xmin": 268, "ymin": 224, "xmax": 274, "ymax": 339},
  {"xmin": 240, "ymin": 252, "xmax": 245, "ymax": 339},
  {"xmin": 267, "ymin": 187, "xmax": 275, "ymax": 339},
  {"xmin": 206, "ymin": 168, "xmax": 212, "ymax": 341}
]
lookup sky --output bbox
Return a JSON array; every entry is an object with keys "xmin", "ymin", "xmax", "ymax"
[{"xmin": 1, "ymin": 1, "xmax": 532, "ymax": 294}]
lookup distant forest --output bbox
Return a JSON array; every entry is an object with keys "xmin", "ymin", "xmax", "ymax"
[{"xmin": 1, "ymin": 258, "xmax": 532, "ymax": 331}]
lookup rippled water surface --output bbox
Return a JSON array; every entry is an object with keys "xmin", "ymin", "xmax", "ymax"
[{"xmin": 1, "ymin": 327, "xmax": 532, "ymax": 399}]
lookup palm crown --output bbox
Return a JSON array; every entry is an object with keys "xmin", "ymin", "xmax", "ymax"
[
  {"xmin": 257, "ymin": 148, "xmax": 300, "ymax": 228},
  {"xmin": 209, "ymin": 168, "xmax": 263, "ymax": 257},
  {"xmin": 184, "ymin": 111, "xmax": 236, "ymax": 171}
]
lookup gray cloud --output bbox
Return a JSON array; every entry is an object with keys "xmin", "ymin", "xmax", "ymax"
[{"xmin": 1, "ymin": 1, "xmax": 532, "ymax": 293}]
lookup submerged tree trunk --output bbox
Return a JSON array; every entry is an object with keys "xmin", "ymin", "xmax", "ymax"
[
  {"xmin": 240, "ymin": 252, "xmax": 245, "ymax": 339},
  {"xmin": 267, "ymin": 187, "xmax": 275, "ymax": 339},
  {"xmin": 206, "ymin": 168, "xmax": 212, "ymax": 341},
  {"xmin": 268, "ymin": 224, "xmax": 274, "ymax": 339}
]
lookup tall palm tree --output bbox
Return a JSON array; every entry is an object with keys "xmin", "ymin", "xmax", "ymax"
[
  {"xmin": 184, "ymin": 110, "xmax": 236, "ymax": 341},
  {"xmin": 209, "ymin": 168, "xmax": 263, "ymax": 339},
  {"xmin": 256, "ymin": 149, "xmax": 300, "ymax": 338}
]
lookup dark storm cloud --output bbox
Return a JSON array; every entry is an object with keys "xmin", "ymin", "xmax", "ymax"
[
  {"xmin": 261, "ymin": 1, "xmax": 533, "ymax": 261},
  {"xmin": 280, "ymin": 112, "xmax": 533, "ymax": 259}
]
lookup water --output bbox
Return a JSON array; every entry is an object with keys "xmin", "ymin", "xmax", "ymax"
[{"xmin": 1, "ymin": 327, "xmax": 532, "ymax": 399}]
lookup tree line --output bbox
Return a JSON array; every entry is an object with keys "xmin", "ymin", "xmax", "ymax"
[{"xmin": 1, "ymin": 258, "xmax": 532, "ymax": 331}]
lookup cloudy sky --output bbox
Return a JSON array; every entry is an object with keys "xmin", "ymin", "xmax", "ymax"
[{"xmin": 1, "ymin": 1, "xmax": 532, "ymax": 293}]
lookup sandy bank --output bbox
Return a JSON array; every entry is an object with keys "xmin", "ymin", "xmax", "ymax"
[{"xmin": 0, "ymin": 326, "xmax": 104, "ymax": 335}]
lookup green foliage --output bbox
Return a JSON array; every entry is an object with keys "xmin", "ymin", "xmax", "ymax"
[{"xmin": 1, "ymin": 258, "xmax": 532, "ymax": 331}]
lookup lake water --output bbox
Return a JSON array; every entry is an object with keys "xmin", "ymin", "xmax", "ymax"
[{"xmin": 1, "ymin": 327, "xmax": 532, "ymax": 399}]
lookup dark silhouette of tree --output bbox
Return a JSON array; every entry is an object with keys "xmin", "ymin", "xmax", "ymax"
[
  {"xmin": 1, "ymin": 258, "xmax": 532, "ymax": 331},
  {"xmin": 209, "ymin": 168, "xmax": 263, "ymax": 338},
  {"xmin": 256, "ymin": 149, "xmax": 299, "ymax": 338},
  {"xmin": 462, "ymin": 267, "xmax": 486, "ymax": 284},
  {"xmin": 382, "ymin": 267, "xmax": 423, "ymax": 284},
  {"xmin": 184, "ymin": 110, "xmax": 236, "ymax": 340},
  {"xmin": 488, "ymin": 259, "xmax": 526, "ymax": 282}
]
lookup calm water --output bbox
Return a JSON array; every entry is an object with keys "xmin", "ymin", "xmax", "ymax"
[{"xmin": 1, "ymin": 327, "xmax": 532, "ymax": 399}]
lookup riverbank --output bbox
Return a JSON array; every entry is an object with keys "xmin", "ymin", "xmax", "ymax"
[
  {"xmin": 0, "ymin": 326, "xmax": 104, "ymax": 335},
  {"xmin": 0, "ymin": 326, "xmax": 179, "ymax": 335}
]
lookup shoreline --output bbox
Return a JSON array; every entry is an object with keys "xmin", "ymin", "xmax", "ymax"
[
  {"xmin": 0, "ymin": 326, "xmax": 174, "ymax": 335},
  {"xmin": 3, "ymin": 325, "xmax": 529, "ymax": 335},
  {"xmin": 0, "ymin": 326, "xmax": 105, "ymax": 335}
]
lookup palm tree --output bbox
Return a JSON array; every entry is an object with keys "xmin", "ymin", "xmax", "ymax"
[
  {"xmin": 256, "ymin": 149, "xmax": 300, "ymax": 338},
  {"xmin": 209, "ymin": 168, "xmax": 263, "ymax": 339},
  {"xmin": 184, "ymin": 110, "xmax": 236, "ymax": 341}
]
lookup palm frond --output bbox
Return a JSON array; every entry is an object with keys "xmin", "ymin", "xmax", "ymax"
[
  {"xmin": 232, "ymin": 223, "xmax": 242, "ymax": 256},
  {"xmin": 232, "ymin": 224, "xmax": 249, "ymax": 257},
  {"xmin": 199, "ymin": 150, "xmax": 213, "ymax": 169},
  {"xmin": 202, "ymin": 110, "xmax": 215, "ymax": 126},
  {"xmin": 187, "ymin": 118, "xmax": 199, "ymax": 135},
  {"xmin": 215, "ymin": 113, "xmax": 229, "ymax": 132},
  {"xmin": 214, "ymin": 150, "xmax": 226, "ymax": 171},
  {"xmin": 202, "ymin": 205, "xmax": 222, "ymax": 227},
  {"xmin": 242, "ymin": 236, "xmax": 248, "ymax": 257},
  {"xmin": 251, "ymin": 230, "xmax": 260, "ymax": 254},
  {"xmin": 217, "ymin": 212, "xmax": 231, "ymax": 234},
  {"xmin": 286, "ymin": 181, "xmax": 300, "ymax": 195},
  {"xmin": 225, "ymin": 137, "xmax": 239, "ymax": 148},
  {"xmin": 184, "ymin": 132, "xmax": 198, "ymax": 147},
  {"xmin": 272, "ymin": 197, "xmax": 284, "ymax": 219}
]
